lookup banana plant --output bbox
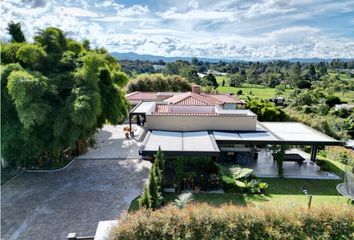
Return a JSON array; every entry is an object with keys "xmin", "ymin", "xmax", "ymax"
[{"xmin": 214, "ymin": 162, "xmax": 253, "ymax": 188}]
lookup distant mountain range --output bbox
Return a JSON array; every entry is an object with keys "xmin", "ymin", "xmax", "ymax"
[{"xmin": 111, "ymin": 52, "xmax": 353, "ymax": 63}]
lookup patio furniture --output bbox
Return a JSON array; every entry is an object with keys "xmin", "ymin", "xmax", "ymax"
[
  {"xmin": 273, "ymin": 153, "xmax": 305, "ymax": 165},
  {"xmin": 337, "ymin": 166, "xmax": 354, "ymax": 203},
  {"xmin": 123, "ymin": 126, "xmax": 131, "ymax": 139}
]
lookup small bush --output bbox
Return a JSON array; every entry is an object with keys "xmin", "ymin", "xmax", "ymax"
[{"xmin": 111, "ymin": 204, "xmax": 354, "ymax": 240}]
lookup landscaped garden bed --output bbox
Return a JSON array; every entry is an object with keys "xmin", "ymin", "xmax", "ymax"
[{"xmin": 129, "ymin": 177, "xmax": 348, "ymax": 212}]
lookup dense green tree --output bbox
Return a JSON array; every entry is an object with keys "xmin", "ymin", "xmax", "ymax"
[
  {"xmin": 325, "ymin": 95, "xmax": 341, "ymax": 108},
  {"xmin": 318, "ymin": 61, "xmax": 328, "ymax": 76},
  {"xmin": 127, "ymin": 74, "xmax": 191, "ymax": 92},
  {"xmin": 7, "ymin": 21, "xmax": 26, "ymax": 43},
  {"xmin": 149, "ymin": 164, "xmax": 162, "ymax": 209},
  {"xmin": 82, "ymin": 39, "xmax": 91, "ymax": 50},
  {"xmin": 275, "ymin": 84, "xmax": 286, "ymax": 96},
  {"xmin": 16, "ymin": 44, "xmax": 46, "ymax": 68},
  {"xmin": 289, "ymin": 62, "xmax": 302, "ymax": 87},
  {"xmin": 1, "ymin": 43, "xmax": 23, "ymax": 64},
  {"xmin": 191, "ymin": 57, "xmax": 199, "ymax": 66},
  {"xmin": 202, "ymin": 73, "xmax": 218, "ymax": 88},
  {"xmin": 138, "ymin": 184, "xmax": 152, "ymax": 209},
  {"xmin": 304, "ymin": 64, "xmax": 318, "ymax": 81},
  {"xmin": 246, "ymin": 98, "xmax": 287, "ymax": 121},
  {"xmin": 1, "ymin": 24, "xmax": 129, "ymax": 168},
  {"xmin": 154, "ymin": 147, "xmax": 165, "ymax": 189},
  {"xmin": 228, "ymin": 73, "xmax": 244, "ymax": 87}
]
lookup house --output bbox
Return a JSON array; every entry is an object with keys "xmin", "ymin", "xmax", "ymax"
[
  {"xmin": 126, "ymin": 85, "xmax": 245, "ymax": 108},
  {"xmin": 334, "ymin": 104, "xmax": 354, "ymax": 111},
  {"xmin": 269, "ymin": 97, "xmax": 286, "ymax": 106},
  {"xmin": 127, "ymin": 86, "xmax": 341, "ymax": 163},
  {"xmin": 207, "ymin": 70, "xmax": 227, "ymax": 76},
  {"xmin": 152, "ymin": 64, "xmax": 166, "ymax": 71}
]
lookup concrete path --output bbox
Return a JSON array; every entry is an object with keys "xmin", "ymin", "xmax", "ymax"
[
  {"xmin": 1, "ymin": 124, "xmax": 150, "ymax": 240},
  {"xmin": 76, "ymin": 124, "xmax": 144, "ymax": 160}
]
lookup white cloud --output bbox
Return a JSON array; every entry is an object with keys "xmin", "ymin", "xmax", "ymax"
[
  {"xmin": 1, "ymin": 0, "xmax": 353, "ymax": 60},
  {"xmin": 159, "ymin": 8, "xmax": 239, "ymax": 22},
  {"xmin": 245, "ymin": 0, "xmax": 296, "ymax": 18},
  {"xmin": 59, "ymin": 7, "xmax": 98, "ymax": 17},
  {"xmin": 188, "ymin": 0, "xmax": 199, "ymax": 9}
]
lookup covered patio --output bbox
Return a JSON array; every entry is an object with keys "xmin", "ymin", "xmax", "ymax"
[
  {"xmin": 140, "ymin": 122, "xmax": 342, "ymax": 179},
  {"xmin": 246, "ymin": 149, "xmax": 340, "ymax": 179}
]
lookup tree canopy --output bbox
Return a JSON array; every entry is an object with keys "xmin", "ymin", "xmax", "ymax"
[
  {"xmin": 7, "ymin": 21, "xmax": 26, "ymax": 43},
  {"xmin": 127, "ymin": 74, "xmax": 191, "ymax": 92},
  {"xmin": 1, "ymin": 24, "xmax": 129, "ymax": 167}
]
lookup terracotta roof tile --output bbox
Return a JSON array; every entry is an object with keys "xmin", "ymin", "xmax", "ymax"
[
  {"xmin": 165, "ymin": 92, "xmax": 219, "ymax": 105},
  {"xmin": 203, "ymin": 94, "xmax": 244, "ymax": 104},
  {"xmin": 126, "ymin": 91, "xmax": 245, "ymax": 105},
  {"xmin": 126, "ymin": 92, "xmax": 157, "ymax": 101}
]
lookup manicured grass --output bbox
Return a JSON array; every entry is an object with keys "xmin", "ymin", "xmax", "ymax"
[
  {"xmin": 217, "ymin": 85, "xmax": 292, "ymax": 99},
  {"xmin": 129, "ymin": 178, "xmax": 350, "ymax": 212},
  {"xmin": 215, "ymin": 76, "xmax": 292, "ymax": 99}
]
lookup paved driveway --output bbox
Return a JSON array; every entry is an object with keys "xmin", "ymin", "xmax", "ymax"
[
  {"xmin": 1, "ymin": 125, "xmax": 150, "ymax": 240},
  {"xmin": 76, "ymin": 124, "xmax": 144, "ymax": 160}
]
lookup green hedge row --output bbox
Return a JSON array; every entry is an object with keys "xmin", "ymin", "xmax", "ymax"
[{"xmin": 111, "ymin": 204, "xmax": 354, "ymax": 240}]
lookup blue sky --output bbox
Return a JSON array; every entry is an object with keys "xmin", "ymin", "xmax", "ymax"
[{"xmin": 1, "ymin": 0, "xmax": 354, "ymax": 60}]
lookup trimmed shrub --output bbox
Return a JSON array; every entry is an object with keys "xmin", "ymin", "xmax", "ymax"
[
  {"xmin": 111, "ymin": 204, "xmax": 354, "ymax": 240},
  {"xmin": 138, "ymin": 184, "xmax": 151, "ymax": 209}
]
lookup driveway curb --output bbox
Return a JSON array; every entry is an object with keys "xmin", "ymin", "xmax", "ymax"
[
  {"xmin": 25, "ymin": 158, "xmax": 76, "ymax": 173},
  {"xmin": 1, "ymin": 171, "xmax": 24, "ymax": 187}
]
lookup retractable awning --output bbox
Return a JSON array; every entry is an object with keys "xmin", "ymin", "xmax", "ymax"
[
  {"xmin": 140, "ymin": 130, "xmax": 220, "ymax": 156},
  {"xmin": 260, "ymin": 122, "xmax": 341, "ymax": 145},
  {"xmin": 214, "ymin": 122, "xmax": 341, "ymax": 145}
]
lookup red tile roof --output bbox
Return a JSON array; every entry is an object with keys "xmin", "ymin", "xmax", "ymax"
[
  {"xmin": 164, "ymin": 92, "xmax": 220, "ymax": 105},
  {"xmin": 126, "ymin": 91, "xmax": 244, "ymax": 105},
  {"xmin": 204, "ymin": 94, "xmax": 244, "ymax": 104},
  {"xmin": 126, "ymin": 92, "xmax": 157, "ymax": 101},
  {"xmin": 156, "ymin": 104, "xmax": 169, "ymax": 113}
]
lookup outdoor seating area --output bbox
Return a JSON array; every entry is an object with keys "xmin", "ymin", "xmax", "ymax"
[{"xmin": 246, "ymin": 149, "xmax": 340, "ymax": 179}]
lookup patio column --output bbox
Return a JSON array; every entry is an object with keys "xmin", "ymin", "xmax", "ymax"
[
  {"xmin": 310, "ymin": 145, "xmax": 317, "ymax": 162},
  {"xmin": 129, "ymin": 113, "xmax": 132, "ymax": 131}
]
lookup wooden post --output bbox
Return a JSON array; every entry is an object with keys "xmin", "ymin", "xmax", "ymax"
[{"xmin": 308, "ymin": 195, "xmax": 312, "ymax": 209}]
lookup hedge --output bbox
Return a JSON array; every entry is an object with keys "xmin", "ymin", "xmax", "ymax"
[{"xmin": 111, "ymin": 203, "xmax": 354, "ymax": 240}]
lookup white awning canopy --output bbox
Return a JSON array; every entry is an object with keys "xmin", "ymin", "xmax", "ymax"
[
  {"xmin": 130, "ymin": 102, "xmax": 155, "ymax": 114},
  {"xmin": 213, "ymin": 122, "xmax": 340, "ymax": 145},
  {"xmin": 140, "ymin": 130, "xmax": 220, "ymax": 156},
  {"xmin": 260, "ymin": 122, "xmax": 340, "ymax": 145}
]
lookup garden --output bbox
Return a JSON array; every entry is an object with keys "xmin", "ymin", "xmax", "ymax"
[{"xmin": 130, "ymin": 148, "xmax": 352, "ymax": 212}]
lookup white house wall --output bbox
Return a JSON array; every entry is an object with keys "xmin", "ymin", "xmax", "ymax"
[{"xmin": 146, "ymin": 114, "xmax": 257, "ymax": 131}]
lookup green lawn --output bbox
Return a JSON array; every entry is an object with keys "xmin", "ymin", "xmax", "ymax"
[
  {"xmin": 216, "ymin": 75, "xmax": 354, "ymax": 102},
  {"xmin": 129, "ymin": 177, "xmax": 350, "ymax": 212},
  {"xmin": 215, "ymin": 76, "xmax": 292, "ymax": 99}
]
